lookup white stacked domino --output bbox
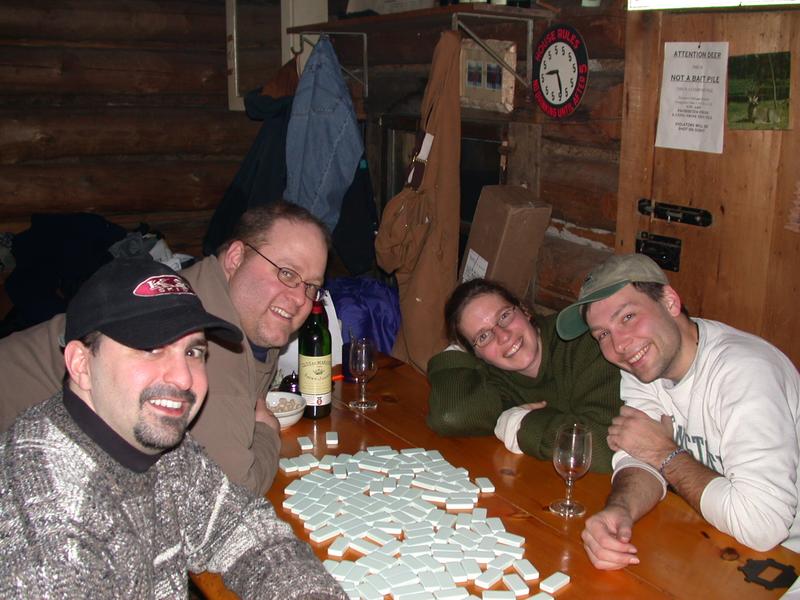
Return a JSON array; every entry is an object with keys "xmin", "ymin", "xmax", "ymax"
[
  {"xmin": 539, "ymin": 571, "xmax": 570, "ymax": 593},
  {"xmin": 283, "ymin": 439, "xmax": 557, "ymax": 598}
]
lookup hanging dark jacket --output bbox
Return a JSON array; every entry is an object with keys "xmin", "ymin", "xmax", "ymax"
[{"xmin": 202, "ymin": 78, "xmax": 296, "ymax": 256}]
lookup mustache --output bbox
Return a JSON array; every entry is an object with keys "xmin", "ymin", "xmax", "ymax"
[{"xmin": 139, "ymin": 384, "xmax": 196, "ymax": 408}]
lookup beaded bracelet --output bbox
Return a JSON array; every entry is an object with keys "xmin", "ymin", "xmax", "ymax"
[{"xmin": 659, "ymin": 448, "xmax": 689, "ymax": 477}]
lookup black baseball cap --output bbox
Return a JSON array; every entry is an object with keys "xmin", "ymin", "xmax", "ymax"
[{"xmin": 64, "ymin": 258, "xmax": 242, "ymax": 349}]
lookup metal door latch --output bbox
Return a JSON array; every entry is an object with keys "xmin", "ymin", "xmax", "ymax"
[
  {"xmin": 639, "ymin": 199, "xmax": 712, "ymax": 227},
  {"xmin": 636, "ymin": 232, "xmax": 681, "ymax": 272}
]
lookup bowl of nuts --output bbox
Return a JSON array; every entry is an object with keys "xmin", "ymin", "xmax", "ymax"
[{"xmin": 266, "ymin": 391, "xmax": 305, "ymax": 429}]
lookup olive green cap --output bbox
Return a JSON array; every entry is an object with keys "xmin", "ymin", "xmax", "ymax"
[{"xmin": 555, "ymin": 254, "xmax": 668, "ymax": 340}]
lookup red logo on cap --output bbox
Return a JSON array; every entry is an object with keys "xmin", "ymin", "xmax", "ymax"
[{"xmin": 133, "ymin": 275, "xmax": 195, "ymax": 297}]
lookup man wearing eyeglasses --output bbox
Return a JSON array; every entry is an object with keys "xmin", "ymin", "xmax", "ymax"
[{"xmin": 0, "ymin": 201, "xmax": 328, "ymax": 496}]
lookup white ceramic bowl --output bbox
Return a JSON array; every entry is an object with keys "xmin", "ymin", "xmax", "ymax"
[{"xmin": 266, "ymin": 391, "xmax": 305, "ymax": 429}]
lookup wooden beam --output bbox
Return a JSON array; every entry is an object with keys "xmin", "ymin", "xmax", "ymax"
[
  {"xmin": 0, "ymin": 108, "xmax": 260, "ymax": 164},
  {"xmin": 0, "ymin": 162, "xmax": 239, "ymax": 216}
]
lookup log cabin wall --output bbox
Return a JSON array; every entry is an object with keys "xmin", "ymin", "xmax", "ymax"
[
  {"xmin": 310, "ymin": 1, "xmax": 626, "ymax": 312},
  {"xmin": 0, "ymin": 0, "xmax": 283, "ymax": 260},
  {"xmin": 1, "ymin": 0, "xmax": 621, "ymax": 321}
]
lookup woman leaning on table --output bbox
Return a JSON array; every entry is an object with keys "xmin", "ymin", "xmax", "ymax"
[{"xmin": 426, "ymin": 278, "xmax": 621, "ymax": 473}]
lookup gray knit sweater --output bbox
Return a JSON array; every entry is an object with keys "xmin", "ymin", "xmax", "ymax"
[{"xmin": 0, "ymin": 390, "xmax": 346, "ymax": 599}]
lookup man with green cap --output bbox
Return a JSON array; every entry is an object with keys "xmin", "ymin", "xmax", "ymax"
[{"xmin": 556, "ymin": 253, "xmax": 800, "ymax": 568}]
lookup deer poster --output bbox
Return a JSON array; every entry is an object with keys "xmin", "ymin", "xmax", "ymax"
[{"xmin": 727, "ymin": 51, "xmax": 791, "ymax": 131}]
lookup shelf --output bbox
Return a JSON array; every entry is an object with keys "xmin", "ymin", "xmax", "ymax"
[{"xmin": 287, "ymin": 4, "xmax": 556, "ymax": 68}]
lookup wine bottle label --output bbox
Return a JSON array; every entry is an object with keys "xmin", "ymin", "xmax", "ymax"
[{"xmin": 299, "ymin": 354, "xmax": 332, "ymax": 406}]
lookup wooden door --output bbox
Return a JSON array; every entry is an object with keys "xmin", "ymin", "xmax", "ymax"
[{"xmin": 617, "ymin": 9, "xmax": 800, "ymax": 366}]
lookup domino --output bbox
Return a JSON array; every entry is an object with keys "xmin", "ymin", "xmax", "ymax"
[
  {"xmin": 529, "ymin": 594, "xmax": 554, "ymax": 600},
  {"xmin": 445, "ymin": 496, "xmax": 475, "ymax": 511},
  {"xmin": 327, "ymin": 535, "xmax": 350, "ymax": 557},
  {"xmin": 365, "ymin": 528, "xmax": 395, "ymax": 546},
  {"xmin": 331, "ymin": 560, "xmax": 355, "ymax": 582},
  {"xmin": 502, "ymin": 573, "xmax": 529, "ymax": 597},
  {"xmin": 493, "ymin": 545, "xmax": 525, "ymax": 560},
  {"xmin": 495, "ymin": 531, "xmax": 525, "ymax": 547},
  {"xmin": 487, "ymin": 554, "xmax": 514, "ymax": 571},
  {"xmin": 296, "ymin": 436, "xmax": 313, "ymax": 451},
  {"xmin": 431, "ymin": 549, "xmax": 463, "ymax": 563},
  {"xmin": 475, "ymin": 477, "xmax": 495, "ymax": 493},
  {"xmin": 434, "ymin": 570, "xmax": 455, "ymax": 590},
  {"xmin": 357, "ymin": 552, "xmax": 394, "ymax": 574},
  {"xmin": 486, "ymin": 517, "xmax": 505, "ymax": 533},
  {"xmin": 463, "ymin": 549, "xmax": 495, "ymax": 565},
  {"xmin": 322, "ymin": 559, "xmax": 338, "ymax": 573},
  {"xmin": 383, "ymin": 565, "xmax": 419, "ymax": 588},
  {"xmin": 471, "ymin": 507, "xmax": 488, "ymax": 521},
  {"xmin": 356, "ymin": 580, "xmax": 382, "ymax": 600},
  {"xmin": 344, "ymin": 563, "xmax": 370, "ymax": 585},
  {"xmin": 390, "ymin": 582, "xmax": 426, "ymax": 598},
  {"xmin": 309, "ymin": 524, "xmax": 342, "ymax": 543},
  {"xmin": 364, "ymin": 573, "xmax": 391, "ymax": 595},
  {"xmin": 399, "ymin": 555, "xmax": 428, "ymax": 573},
  {"xmin": 417, "ymin": 555, "xmax": 446, "ymax": 573},
  {"xmin": 482, "ymin": 592, "xmax": 515, "ymax": 600},
  {"xmin": 375, "ymin": 539, "xmax": 402, "ymax": 557},
  {"xmin": 325, "ymin": 431, "xmax": 339, "ymax": 446},
  {"xmin": 445, "ymin": 561, "xmax": 468, "ymax": 584},
  {"xmin": 460, "ymin": 558, "xmax": 482, "ymax": 581},
  {"xmin": 512, "ymin": 559, "xmax": 539, "ymax": 581},
  {"xmin": 279, "ymin": 457, "xmax": 298, "ymax": 473},
  {"xmin": 539, "ymin": 571, "xmax": 570, "ymax": 594},
  {"xmin": 474, "ymin": 566, "xmax": 503, "ymax": 589},
  {"xmin": 419, "ymin": 570, "xmax": 440, "ymax": 592},
  {"xmin": 398, "ymin": 592, "xmax": 435, "ymax": 600},
  {"xmin": 349, "ymin": 537, "xmax": 381, "ymax": 556},
  {"xmin": 432, "ymin": 587, "xmax": 468, "ymax": 599}
]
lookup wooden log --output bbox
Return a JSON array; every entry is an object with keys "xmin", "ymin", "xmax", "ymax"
[
  {"xmin": 0, "ymin": 162, "xmax": 240, "ymax": 217},
  {"xmin": 0, "ymin": 0, "xmax": 227, "ymax": 46},
  {"xmin": 0, "ymin": 108, "xmax": 261, "ymax": 164},
  {"xmin": 0, "ymin": 93, "xmax": 229, "ymax": 110},
  {"xmin": 535, "ymin": 235, "xmax": 613, "ymax": 309},
  {"xmin": 539, "ymin": 154, "xmax": 618, "ymax": 231},
  {"xmin": 0, "ymin": 46, "xmax": 226, "ymax": 95}
]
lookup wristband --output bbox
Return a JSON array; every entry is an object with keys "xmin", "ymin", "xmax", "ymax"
[{"xmin": 659, "ymin": 448, "xmax": 689, "ymax": 477}]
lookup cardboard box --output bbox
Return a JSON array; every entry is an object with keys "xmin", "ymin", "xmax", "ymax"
[{"xmin": 459, "ymin": 185, "xmax": 552, "ymax": 300}]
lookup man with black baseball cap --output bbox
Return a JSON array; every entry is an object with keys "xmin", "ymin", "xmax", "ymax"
[
  {"xmin": 555, "ymin": 253, "xmax": 800, "ymax": 567},
  {"xmin": 0, "ymin": 201, "xmax": 329, "ymax": 496},
  {"xmin": 0, "ymin": 258, "xmax": 345, "ymax": 598}
]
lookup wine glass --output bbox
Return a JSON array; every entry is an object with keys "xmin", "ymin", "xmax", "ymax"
[
  {"xmin": 549, "ymin": 423, "xmax": 593, "ymax": 517},
  {"xmin": 348, "ymin": 337, "xmax": 378, "ymax": 410}
]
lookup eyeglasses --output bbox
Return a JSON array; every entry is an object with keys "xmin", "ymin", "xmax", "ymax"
[
  {"xmin": 472, "ymin": 306, "xmax": 518, "ymax": 348},
  {"xmin": 245, "ymin": 243, "xmax": 324, "ymax": 302}
]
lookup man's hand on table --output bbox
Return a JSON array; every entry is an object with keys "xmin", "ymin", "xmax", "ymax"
[
  {"xmin": 582, "ymin": 505, "xmax": 640, "ymax": 570},
  {"xmin": 255, "ymin": 396, "xmax": 280, "ymax": 434}
]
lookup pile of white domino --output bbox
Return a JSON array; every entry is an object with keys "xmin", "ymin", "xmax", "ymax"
[{"xmin": 279, "ymin": 434, "xmax": 571, "ymax": 600}]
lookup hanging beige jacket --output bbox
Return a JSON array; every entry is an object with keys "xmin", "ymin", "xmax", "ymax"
[{"xmin": 375, "ymin": 30, "xmax": 461, "ymax": 373}]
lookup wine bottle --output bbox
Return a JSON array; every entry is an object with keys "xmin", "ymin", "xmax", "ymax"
[{"xmin": 299, "ymin": 300, "xmax": 332, "ymax": 419}]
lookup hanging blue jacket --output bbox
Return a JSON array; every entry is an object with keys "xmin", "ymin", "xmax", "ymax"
[{"xmin": 285, "ymin": 36, "xmax": 363, "ymax": 232}]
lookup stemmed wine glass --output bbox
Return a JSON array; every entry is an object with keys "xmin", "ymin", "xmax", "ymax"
[
  {"xmin": 348, "ymin": 337, "xmax": 378, "ymax": 410},
  {"xmin": 549, "ymin": 423, "xmax": 593, "ymax": 517}
]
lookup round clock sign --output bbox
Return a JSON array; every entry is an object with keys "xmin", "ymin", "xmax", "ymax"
[{"xmin": 532, "ymin": 24, "xmax": 589, "ymax": 119}]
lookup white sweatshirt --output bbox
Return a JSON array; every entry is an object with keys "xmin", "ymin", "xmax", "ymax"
[{"xmin": 612, "ymin": 319, "xmax": 800, "ymax": 552}]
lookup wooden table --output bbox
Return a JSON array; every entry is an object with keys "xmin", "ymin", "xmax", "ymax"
[{"xmin": 193, "ymin": 355, "xmax": 800, "ymax": 599}]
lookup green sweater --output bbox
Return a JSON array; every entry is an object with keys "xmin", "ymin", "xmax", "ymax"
[{"xmin": 426, "ymin": 314, "xmax": 621, "ymax": 472}]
